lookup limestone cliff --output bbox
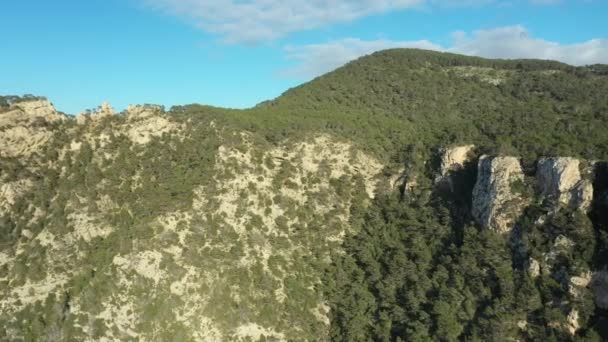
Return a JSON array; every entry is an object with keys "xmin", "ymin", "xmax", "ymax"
[
  {"xmin": 472, "ymin": 155, "xmax": 526, "ymax": 233},
  {"xmin": 537, "ymin": 157, "xmax": 593, "ymax": 211}
]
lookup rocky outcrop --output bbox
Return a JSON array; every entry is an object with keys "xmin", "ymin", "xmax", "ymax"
[
  {"xmin": 1, "ymin": 99, "xmax": 63, "ymax": 124},
  {"xmin": 99, "ymin": 101, "xmax": 114, "ymax": 115},
  {"xmin": 439, "ymin": 145, "xmax": 475, "ymax": 177},
  {"xmin": 11, "ymin": 99, "xmax": 58, "ymax": 118},
  {"xmin": 472, "ymin": 156, "xmax": 526, "ymax": 233},
  {"xmin": 527, "ymin": 258, "xmax": 541, "ymax": 278},
  {"xmin": 0, "ymin": 99, "xmax": 65, "ymax": 157},
  {"xmin": 566, "ymin": 309, "xmax": 580, "ymax": 336},
  {"xmin": 125, "ymin": 104, "xmax": 163, "ymax": 121},
  {"xmin": 569, "ymin": 272, "xmax": 592, "ymax": 298},
  {"xmin": 75, "ymin": 101, "xmax": 115, "ymax": 124},
  {"xmin": 537, "ymin": 157, "xmax": 593, "ymax": 211},
  {"xmin": 125, "ymin": 105, "xmax": 178, "ymax": 145},
  {"xmin": 0, "ymin": 179, "xmax": 33, "ymax": 214}
]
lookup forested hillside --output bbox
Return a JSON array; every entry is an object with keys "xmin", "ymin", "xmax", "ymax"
[{"xmin": 1, "ymin": 49, "xmax": 608, "ymax": 341}]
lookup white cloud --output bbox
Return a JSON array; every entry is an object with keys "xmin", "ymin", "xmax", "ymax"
[
  {"xmin": 449, "ymin": 25, "xmax": 608, "ymax": 64},
  {"xmin": 282, "ymin": 38, "xmax": 441, "ymax": 78},
  {"xmin": 143, "ymin": 0, "xmax": 423, "ymax": 43},
  {"xmin": 282, "ymin": 26, "xmax": 608, "ymax": 78}
]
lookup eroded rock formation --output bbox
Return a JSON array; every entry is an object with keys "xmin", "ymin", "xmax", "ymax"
[
  {"xmin": 537, "ymin": 157, "xmax": 593, "ymax": 211},
  {"xmin": 125, "ymin": 105, "xmax": 178, "ymax": 144},
  {"xmin": 75, "ymin": 101, "xmax": 115, "ymax": 124},
  {"xmin": 472, "ymin": 156, "xmax": 526, "ymax": 233},
  {"xmin": 0, "ymin": 99, "xmax": 65, "ymax": 157}
]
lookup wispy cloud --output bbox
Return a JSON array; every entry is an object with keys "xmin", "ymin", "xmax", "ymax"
[
  {"xmin": 282, "ymin": 38, "xmax": 441, "ymax": 78},
  {"xmin": 282, "ymin": 26, "xmax": 608, "ymax": 78},
  {"xmin": 450, "ymin": 25, "xmax": 608, "ymax": 63},
  {"xmin": 143, "ymin": 0, "xmax": 424, "ymax": 43},
  {"xmin": 141, "ymin": 1, "xmax": 570, "ymax": 43}
]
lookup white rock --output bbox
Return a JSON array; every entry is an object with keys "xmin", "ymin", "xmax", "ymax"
[
  {"xmin": 99, "ymin": 101, "xmax": 114, "ymax": 116},
  {"xmin": 440, "ymin": 145, "xmax": 475, "ymax": 177},
  {"xmin": 0, "ymin": 99, "xmax": 65, "ymax": 157},
  {"xmin": 566, "ymin": 309, "xmax": 580, "ymax": 335},
  {"xmin": 472, "ymin": 156, "xmax": 526, "ymax": 233},
  {"xmin": 527, "ymin": 258, "xmax": 541, "ymax": 278},
  {"xmin": 20, "ymin": 229, "xmax": 33, "ymax": 240},
  {"xmin": 126, "ymin": 116, "xmax": 177, "ymax": 145},
  {"xmin": 537, "ymin": 157, "xmax": 593, "ymax": 211},
  {"xmin": 126, "ymin": 104, "xmax": 163, "ymax": 121},
  {"xmin": 75, "ymin": 102, "xmax": 115, "ymax": 124},
  {"xmin": 569, "ymin": 272, "xmax": 592, "ymax": 298},
  {"xmin": 11, "ymin": 99, "xmax": 57, "ymax": 118},
  {"xmin": 517, "ymin": 320, "xmax": 528, "ymax": 331}
]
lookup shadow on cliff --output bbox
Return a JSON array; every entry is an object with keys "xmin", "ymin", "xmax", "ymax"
[
  {"xmin": 431, "ymin": 158, "xmax": 478, "ymax": 246},
  {"xmin": 588, "ymin": 161, "xmax": 608, "ymax": 338},
  {"xmin": 590, "ymin": 161, "xmax": 608, "ymax": 266}
]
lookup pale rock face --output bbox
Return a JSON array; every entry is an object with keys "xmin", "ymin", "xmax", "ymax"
[
  {"xmin": 440, "ymin": 145, "xmax": 475, "ymax": 176},
  {"xmin": 74, "ymin": 114, "xmax": 87, "ymax": 125},
  {"xmin": 125, "ymin": 105, "xmax": 178, "ymax": 145},
  {"xmin": 542, "ymin": 235, "xmax": 575, "ymax": 273},
  {"xmin": 126, "ymin": 104, "xmax": 163, "ymax": 120},
  {"xmin": 569, "ymin": 272, "xmax": 592, "ymax": 298},
  {"xmin": 527, "ymin": 258, "xmax": 541, "ymax": 278},
  {"xmin": 472, "ymin": 156, "xmax": 526, "ymax": 233},
  {"xmin": 99, "ymin": 101, "xmax": 114, "ymax": 116},
  {"xmin": 75, "ymin": 101, "xmax": 115, "ymax": 124},
  {"xmin": 591, "ymin": 271, "xmax": 608, "ymax": 309},
  {"xmin": 0, "ymin": 100, "xmax": 64, "ymax": 157},
  {"xmin": 537, "ymin": 157, "xmax": 593, "ymax": 211},
  {"xmin": 11, "ymin": 99, "xmax": 58, "ymax": 118},
  {"xmin": 566, "ymin": 309, "xmax": 580, "ymax": 336}
]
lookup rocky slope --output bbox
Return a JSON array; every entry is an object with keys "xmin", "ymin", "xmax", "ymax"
[{"xmin": 0, "ymin": 99, "xmax": 386, "ymax": 341}]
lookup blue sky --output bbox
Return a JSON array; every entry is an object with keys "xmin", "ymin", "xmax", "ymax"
[{"xmin": 1, "ymin": 0, "xmax": 607, "ymax": 114}]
